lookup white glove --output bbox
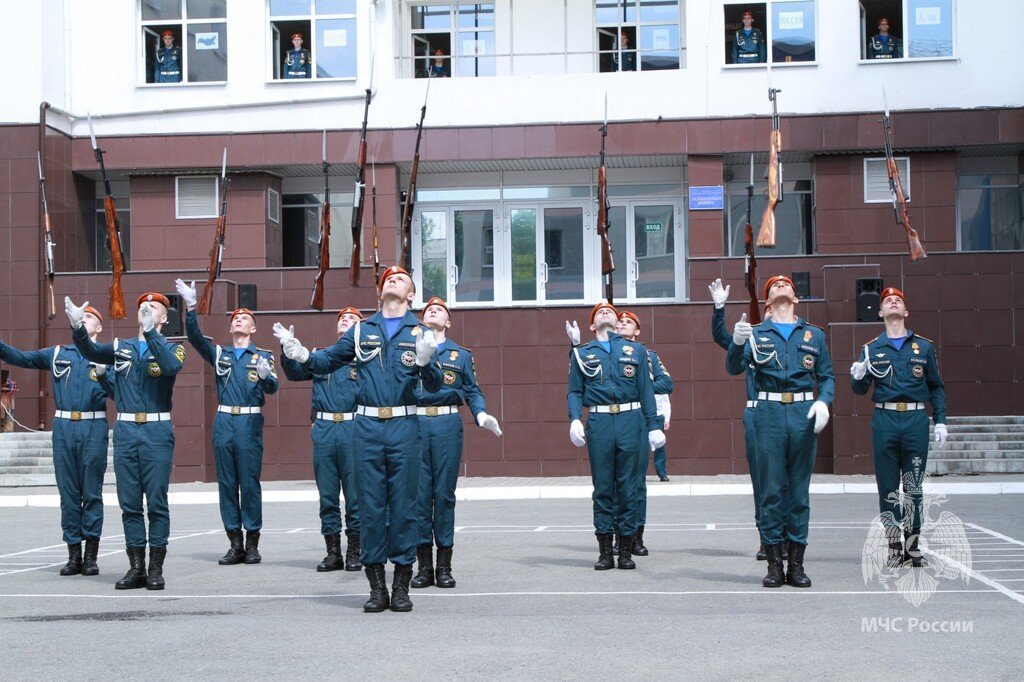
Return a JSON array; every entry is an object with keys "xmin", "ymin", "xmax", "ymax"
[
  {"xmin": 175, "ymin": 278, "xmax": 197, "ymax": 309},
  {"xmin": 569, "ymin": 419, "xmax": 586, "ymax": 447},
  {"xmin": 934, "ymin": 423, "xmax": 948, "ymax": 447},
  {"xmin": 415, "ymin": 329, "xmax": 438, "ymax": 366},
  {"xmin": 850, "ymin": 359, "xmax": 869, "ymax": 381},
  {"xmin": 732, "ymin": 313, "xmax": 752, "ymax": 346},
  {"xmin": 648, "ymin": 429, "xmax": 666, "ymax": 451},
  {"xmin": 256, "ymin": 356, "xmax": 272, "ymax": 380},
  {"xmin": 477, "ymin": 412, "xmax": 502, "ymax": 437},
  {"xmin": 91, "ymin": 362, "xmax": 106, "ymax": 377},
  {"xmin": 565, "ymin": 320, "xmax": 581, "ymax": 346},
  {"xmin": 709, "ymin": 278, "xmax": 730, "ymax": 309},
  {"xmin": 140, "ymin": 303, "xmax": 156, "ymax": 333},
  {"xmin": 65, "ymin": 297, "xmax": 87, "ymax": 329},
  {"xmin": 807, "ymin": 400, "xmax": 830, "ymax": 434},
  {"xmin": 273, "ymin": 323, "xmax": 309, "ymax": 362}
]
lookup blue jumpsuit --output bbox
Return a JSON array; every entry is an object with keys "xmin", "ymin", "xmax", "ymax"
[
  {"xmin": 726, "ymin": 318, "xmax": 834, "ymax": 546},
  {"xmin": 732, "ymin": 28, "xmax": 766, "ymax": 64},
  {"xmin": 852, "ymin": 332, "xmax": 946, "ymax": 534},
  {"xmin": 281, "ymin": 345, "xmax": 361, "ymax": 539},
  {"xmin": 635, "ymin": 349, "xmax": 673, "ymax": 527},
  {"xmin": 868, "ymin": 34, "xmax": 902, "ymax": 59},
  {"xmin": 154, "ymin": 45, "xmax": 182, "ymax": 82},
  {"xmin": 301, "ymin": 312, "xmax": 442, "ymax": 566},
  {"xmin": 0, "ymin": 341, "xmax": 109, "ymax": 544},
  {"xmin": 284, "ymin": 49, "xmax": 311, "ymax": 78},
  {"xmin": 185, "ymin": 311, "xmax": 278, "ymax": 533},
  {"xmin": 416, "ymin": 340, "xmax": 487, "ymax": 548},
  {"xmin": 567, "ymin": 333, "xmax": 659, "ymax": 537},
  {"xmin": 74, "ymin": 326, "xmax": 184, "ymax": 548}
]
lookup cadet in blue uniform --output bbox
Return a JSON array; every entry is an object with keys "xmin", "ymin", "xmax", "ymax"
[
  {"xmin": 0, "ymin": 306, "xmax": 110, "ymax": 576},
  {"xmin": 867, "ymin": 18, "xmax": 902, "ymax": 59},
  {"xmin": 280, "ymin": 306, "xmax": 364, "ymax": 573},
  {"xmin": 67, "ymin": 293, "xmax": 185, "ymax": 591},
  {"xmin": 567, "ymin": 301, "xmax": 664, "ymax": 571},
  {"xmin": 275, "ymin": 266, "xmax": 442, "ymax": 613},
  {"xmin": 614, "ymin": 30, "xmax": 637, "ymax": 72},
  {"xmin": 428, "ymin": 49, "xmax": 450, "ymax": 78},
  {"xmin": 614, "ymin": 310, "xmax": 672, "ymax": 557},
  {"xmin": 727, "ymin": 275, "xmax": 834, "ymax": 588},
  {"xmin": 154, "ymin": 30, "xmax": 182, "ymax": 83},
  {"xmin": 284, "ymin": 33, "xmax": 311, "ymax": 79},
  {"xmin": 851, "ymin": 287, "xmax": 947, "ymax": 568},
  {"xmin": 176, "ymin": 279, "xmax": 278, "ymax": 566},
  {"xmin": 411, "ymin": 297, "xmax": 501, "ymax": 589},
  {"xmin": 731, "ymin": 10, "xmax": 766, "ymax": 64}
]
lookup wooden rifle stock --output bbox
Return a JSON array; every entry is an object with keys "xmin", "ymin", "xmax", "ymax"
[
  {"xmin": 887, "ymin": 158, "xmax": 927, "ymax": 262},
  {"xmin": 348, "ymin": 89, "xmax": 372, "ymax": 286},
  {"xmin": 756, "ymin": 130, "xmax": 782, "ymax": 248},
  {"xmin": 596, "ymin": 166, "xmax": 614, "ymax": 303},
  {"xmin": 744, "ymin": 224, "xmax": 761, "ymax": 324},
  {"xmin": 197, "ymin": 214, "xmax": 226, "ymax": 315},
  {"xmin": 399, "ymin": 95, "xmax": 429, "ymax": 273},
  {"xmin": 104, "ymin": 196, "xmax": 127, "ymax": 319},
  {"xmin": 38, "ymin": 153, "xmax": 56, "ymax": 319},
  {"xmin": 310, "ymin": 198, "xmax": 331, "ymax": 310}
]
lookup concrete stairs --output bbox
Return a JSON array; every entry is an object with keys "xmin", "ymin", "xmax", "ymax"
[
  {"xmin": 0, "ymin": 431, "xmax": 115, "ymax": 487},
  {"xmin": 928, "ymin": 416, "xmax": 1024, "ymax": 475}
]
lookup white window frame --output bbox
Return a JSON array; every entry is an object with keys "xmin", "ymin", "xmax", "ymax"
[
  {"xmin": 406, "ymin": 2, "xmax": 496, "ymax": 79},
  {"xmin": 267, "ymin": 0, "xmax": 359, "ymax": 82},
  {"xmin": 857, "ymin": 0, "xmax": 957, "ymax": 64},
  {"xmin": 267, "ymin": 188, "xmax": 281, "ymax": 223},
  {"xmin": 863, "ymin": 157, "xmax": 910, "ymax": 204},
  {"xmin": 722, "ymin": 0, "xmax": 819, "ymax": 69},
  {"xmin": 138, "ymin": 0, "xmax": 228, "ymax": 87},
  {"xmin": 594, "ymin": 0, "xmax": 684, "ymax": 73},
  {"xmin": 175, "ymin": 176, "xmax": 219, "ymax": 219}
]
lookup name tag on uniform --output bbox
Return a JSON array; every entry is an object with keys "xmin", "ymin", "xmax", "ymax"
[
  {"xmin": 398, "ymin": 342, "xmax": 416, "ymax": 349},
  {"xmin": 799, "ymin": 344, "xmax": 820, "ymax": 355},
  {"xmin": 441, "ymin": 362, "xmax": 460, "ymax": 370}
]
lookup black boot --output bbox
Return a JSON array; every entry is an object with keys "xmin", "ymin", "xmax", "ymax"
[
  {"xmin": 315, "ymin": 533, "xmax": 343, "ymax": 572},
  {"xmin": 632, "ymin": 526, "xmax": 649, "ymax": 557},
  {"xmin": 146, "ymin": 546, "xmax": 167, "ymax": 590},
  {"xmin": 115, "ymin": 546, "xmax": 148, "ymax": 590},
  {"xmin": 219, "ymin": 530, "xmax": 246, "ymax": 566},
  {"xmin": 756, "ymin": 540, "xmax": 767, "ymax": 561},
  {"xmin": 81, "ymin": 537, "xmax": 100, "ymax": 576},
  {"xmin": 611, "ymin": 536, "xmax": 619, "ymax": 556},
  {"xmin": 411, "ymin": 543, "xmax": 434, "ymax": 588},
  {"xmin": 363, "ymin": 564, "xmax": 390, "ymax": 613},
  {"xmin": 885, "ymin": 526, "xmax": 904, "ymax": 569},
  {"xmin": 59, "ymin": 542, "xmax": 83, "ymax": 576},
  {"xmin": 435, "ymin": 546, "xmax": 456, "ymax": 588},
  {"xmin": 345, "ymin": 533, "xmax": 362, "ymax": 572},
  {"xmin": 786, "ymin": 542, "xmax": 811, "ymax": 587},
  {"xmin": 244, "ymin": 530, "xmax": 262, "ymax": 564},
  {"xmin": 617, "ymin": 535, "xmax": 636, "ymax": 570},
  {"xmin": 594, "ymin": 533, "xmax": 614, "ymax": 570},
  {"xmin": 390, "ymin": 563, "xmax": 414, "ymax": 612},
  {"xmin": 762, "ymin": 543, "xmax": 785, "ymax": 588},
  {"xmin": 903, "ymin": 531, "xmax": 928, "ymax": 568}
]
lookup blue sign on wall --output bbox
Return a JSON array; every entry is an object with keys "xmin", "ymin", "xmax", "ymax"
[{"xmin": 688, "ymin": 185, "xmax": 725, "ymax": 211}]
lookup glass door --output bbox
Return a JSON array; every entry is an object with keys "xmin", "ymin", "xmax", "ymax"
[
  {"xmin": 541, "ymin": 206, "xmax": 586, "ymax": 302},
  {"xmin": 631, "ymin": 203, "xmax": 678, "ymax": 300},
  {"xmin": 453, "ymin": 207, "xmax": 496, "ymax": 304}
]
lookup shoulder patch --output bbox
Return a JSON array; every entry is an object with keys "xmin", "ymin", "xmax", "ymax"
[
  {"xmin": 174, "ymin": 345, "xmax": 186, "ymax": 362},
  {"xmin": 803, "ymin": 322, "xmax": 825, "ymax": 331},
  {"xmin": 914, "ymin": 334, "xmax": 934, "ymax": 344}
]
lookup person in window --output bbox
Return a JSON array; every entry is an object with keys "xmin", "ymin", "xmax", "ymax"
[
  {"xmin": 613, "ymin": 30, "xmax": 636, "ymax": 72},
  {"xmin": 428, "ymin": 49, "xmax": 449, "ymax": 78},
  {"xmin": 867, "ymin": 17, "xmax": 902, "ymax": 59},
  {"xmin": 731, "ymin": 10, "xmax": 766, "ymax": 64},
  {"xmin": 284, "ymin": 33, "xmax": 311, "ymax": 79},
  {"xmin": 154, "ymin": 30, "xmax": 182, "ymax": 83}
]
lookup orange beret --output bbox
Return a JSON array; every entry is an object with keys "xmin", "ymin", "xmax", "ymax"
[
  {"xmin": 742, "ymin": 9, "xmax": 754, "ymax": 17},
  {"xmin": 291, "ymin": 33, "xmax": 303, "ymax": 40},
  {"xmin": 337, "ymin": 306, "xmax": 363, "ymax": 320},
  {"xmin": 83, "ymin": 306, "xmax": 103, "ymax": 323},
  {"xmin": 161, "ymin": 30, "xmax": 174, "ymax": 38},
  {"xmin": 880, "ymin": 287, "xmax": 906, "ymax": 305},
  {"xmin": 589, "ymin": 300, "xmax": 618, "ymax": 325},
  {"xmin": 618, "ymin": 310, "xmax": 640, "ymax": 331},
  {"xmin": 422, "ymin": 296, "xmax": 450, "ymax": 317},
  {"xmin": 378, "ymin": 265, "xmax": 416, "ymax": 293},
  {"xmin": 229, "ymin": 308, "xmax": 255, "ymax": 322},
  {"xmin": 137, "ymin": 292, "xmax": 171, "ymax": 309},
  {"xmin": 762, "ymin": 275, "xmax": 795, "ymax": 301}
]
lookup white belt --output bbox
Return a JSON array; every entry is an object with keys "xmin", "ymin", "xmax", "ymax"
[
  {"xmin": 117, "ymin": 412, "xmax": 172, "ymax": 423},
  {"xmin": 875, "ymin": 402, "xmax": 926, "ymax": 412},
  {"xmin": 745, "ymin": 401, "xmax": 758, "ymax": 408},
  {"xmin": 160, "ymin": 70, "xmax": 181, "ymax": 74},
  {"xmin": 757, "ymin": 391, "xmax": 815, "ymax": 404},
  {"xmin": 217, "ymin": 405, "xmax": 261, "ymax": 415},
  {"xmin": 55, "ymin": 410, "xmax": 105, "ymax": 421},
  {"xmin": 417, "ymin": 406, "xmax": 457, "ymax": 416},
  {"xmin": 317, "ymin": 411, "xmax": 355, "ymax": 422},
  {"xmin": 356, "ymin": 405, "xmax": 417, "ymax": 419},
  {"xmin": 590, "ymin": 401, "xmax": 640, "ymax": 414}
]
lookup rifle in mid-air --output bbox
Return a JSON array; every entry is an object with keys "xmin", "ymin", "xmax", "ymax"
[
  {"xmin": 755, "ymin": 88, "xmax": 783, "ymax": 248},
  {"xmin": 881, "ymin": 88, "xmax": 927, "ymax": 262},
  {"xmin": 198, "ymin": 149, "xmax": 229, "ymax": 315},
  {"xmin": 743, "ymin": 154, "xmax": 761, "ymax": 324},
  {"xmin": 597, "ymin": 94, "xmax": 615, "ymax": 304},
  {"xmin": 311, "ymin": 131, "xmax": 332, "ymax": 310},
  {"xmin": 399, "ymin": 82, "xmax": 430, "ymax": 272},
  {"xmin": 37, "ymin": 152, "xmax": 56, "ymax": 319},
  {"xmin": 87, "ymin": 113, "xmax": 127, "ymax": 319},
  {"xmin": 370, "ymin": 157, "xmax": 381, "ymax": 306},
  {"xmin": 348, "ymin": 88, "xmax": 372, "ymax": 286}
]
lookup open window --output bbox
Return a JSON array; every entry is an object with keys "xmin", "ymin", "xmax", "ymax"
[
  {"xmin": 597, "ymin": 1, "xmax": 681, "ymax": 72},
  {"xmin": 860, "ymin": 0, "xmax": 953, "ymax": 60},
  {"xmin": 725, "ymin": 1, "xmax": 816, "ymax": 65},
  {"xmin": 140, "ymin": 0, "xmax": 227, "ymax": 84},
  {"xmin": 269, "ymin": 0, "xmax": 358, "ymax": 81},
  {"xmin": 409, "ymin": 4, "xmax": 494, "ymax": 78}
]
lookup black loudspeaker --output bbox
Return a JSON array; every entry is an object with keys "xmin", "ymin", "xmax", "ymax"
[
  {"xmin": 163, "ymin": 293, "xmax": 184, "ymax": 336},
  {"xmin": 238, "ymin": 284, "xmax": 258, "ymax": 310},
  {"xmin": 856, "ymin": 278, "xmax": 883, "ymax": 322},
  {"xmin": 791, "ymin": 271, "xmax": 810, "ymax": 299}
]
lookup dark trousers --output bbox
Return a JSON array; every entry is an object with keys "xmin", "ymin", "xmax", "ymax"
[
  {"xmin": 52, "ymin": 419, "xmax": 108, "ymax": 544},
  {"xmin": 416, "ymin": 413, "xmax": 463, "ymax": 547},
  {"xmin": 587, "ymin": 411, "xmax": 643, "ymax": 536},
  {"xmin": 871, "ymin": 409, "xmax": 930, "ymax": 533},
  {"xmin": 754, "ymin": 401, "xmax": 817, "ymax": 545},
  {"xmin": 212, "ymin": 412, "xmax": 264, "ymax": 532},
  {"xmin": 113, "ymin": 421, "xmax": 174, "ymax": 547},
  {"xmin": 311, "ymin": 419, "xmax": 360, "ymax": 537}
]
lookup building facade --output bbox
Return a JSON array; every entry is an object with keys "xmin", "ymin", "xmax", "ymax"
[{"xmin": 1, "ymin": 0, "xmax": 1022, "ymax": 480}]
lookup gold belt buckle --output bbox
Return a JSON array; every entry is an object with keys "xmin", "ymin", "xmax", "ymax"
[
  {"xmin": 609, "ymin": 404, "xmax": 621, "ymax": 415},
  {"xmin": 333, "ymin": 413, "xmax": 344, "ymax": 422},
  {"xmin": 135, "ymin": 412, "xmax": 148, "ymax": 424},
  {"xmin": 378, "ymin": 407, "xmax": 393, "ymax": 419},
  {"xmin": 231, "ymin": 406, "xmax": 241, "ymax": 415},
  {"xmin": 781, "ymin": 393, "xmax": 794, "ymax": 404},
  {"xmin": 70, "ymin": 411, "xmax": 82, "ymax": 421},
  {"xmin": 426, "ymin": 406, "xmax": 439, "ymax": 417},
  {"xmin": 896, "ymin": 402, "xmax": 908, "ymax": 412}
]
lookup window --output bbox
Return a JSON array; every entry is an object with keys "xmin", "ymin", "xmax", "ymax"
[
  {"xmin": 860, "ymin": 0, "xmax": 954, "ymax": 61},
  {"xmin": 270, "ymin": 0, "xmax": 357, "ymax": 80},
  {"xmin": 863, "ymin": 157, "xmax": 910, "ymax": 203},
  {"xmin": 410, "ymin": 4, "xmax": 495, "ymax": 78},
  {"xmin": 267, "ymin": 188, "xmax": 281, "ymax": 223},
  {"xmin": 176, "ymin": 176, "xmax": 218, "ymax": 218},
  {"xmin": 958, "ymin": 158, "xmax": 1023, "ymax": 252},
  {"xmin": 281, "ymin": 193, "xmax": 354, "ymax": 267},
  {"xmin": 724, "ymin": 1, "xmax": 816, "ymax": 65},
  {"xmin": 141, "ymin": 0, "xmax": 227, "ymax": 84},
  {"xmin": 597, "ymin": 1, "xmax": 681, "ymax": 72},
  {"xmin": 724, "ymin": 176, "xmax": 813, "ymax": 256},
  {"xmin": 92, "ymin": 182, "xmax": 131, "ymax": 271}
]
